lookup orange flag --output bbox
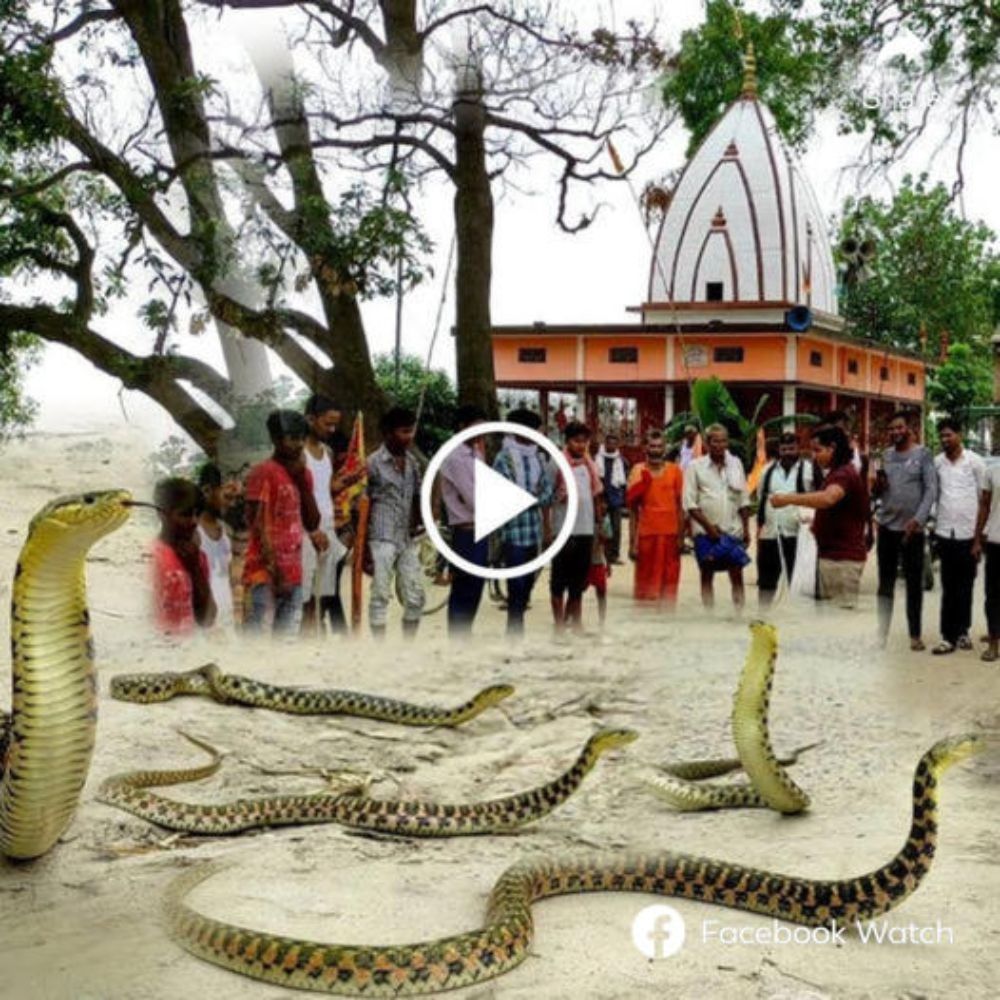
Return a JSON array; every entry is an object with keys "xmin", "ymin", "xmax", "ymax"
[
  {"xmin": 336, "ymin": 412, "xmax": 367, "ymax": 526},
  {"xmin": 746, "ymin": 427, "xmax": 768, "ymax": 495}
]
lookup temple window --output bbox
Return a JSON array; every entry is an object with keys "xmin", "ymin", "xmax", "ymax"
[
  {"xmin": 609, "ymin": 347, "xmax": 639, "ymax": 363},
  {"xmin": 907, "ymin": 372, "xmax": 917, "ymax": 386},
  {"xmin": 809, "ymin": 350, "xmax": 823, "ymax": 367},
  {"xmin": 706, "ymin": 281, "xmax": 724, "ymax": 301},
  {"xmin": 847, "ymin": 358, "xmax": 859, "ymax": 374},
  {"xmin": 880, "ymin": 366, "xmax": 890, "ymax": 381},
  {"xmin": 713, "ymin": 346, "xmax": 744, "ymax": 363},
  {"xmin": 518, "ymin": 347, "xmax": 547, "ymax": 363}
]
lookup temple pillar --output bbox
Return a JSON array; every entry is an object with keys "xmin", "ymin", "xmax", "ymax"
[{"xmin": 782, "ymin": 385, "xmax": 796, "ymax": 419}]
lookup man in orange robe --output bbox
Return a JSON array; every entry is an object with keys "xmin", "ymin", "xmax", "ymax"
[{"xmin": 627, "ymin": 431, "xmax": 685, "ymax": 604}]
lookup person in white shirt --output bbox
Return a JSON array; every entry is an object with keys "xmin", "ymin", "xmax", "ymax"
[
  {"xmin": 932, "ymin": 418, "xmax": 986, "ymax": 654},
  {"xmin": 301, "ymin": 394, "xmax": 347, "ymax": 635},
  {"xmin": 683, "ymin": 423, "xmax": 751, "ymax": 609},
  {"xmin": 196, "ymin": 463, "xmax": 236, "ymax": 629},
  {"xmin": 973, "ymin": 457, "xmax": 1000, "ymax": 661},
  {"xmin": 755, "ymin": 432, "xmax": 813, "ymax": 606}
]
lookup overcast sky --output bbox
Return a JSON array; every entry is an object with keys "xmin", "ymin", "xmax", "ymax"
[{"xmin": 20, "ymin": 0, "xmax": 999, "ymax": 437}]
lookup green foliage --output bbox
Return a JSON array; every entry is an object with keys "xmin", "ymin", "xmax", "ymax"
[
  {"xmin": 661, "ymin": 0, "xmax": 835, "ymax": 152},
  {"xmin": 148, "ymin": 434, "xmax": 207, "ymax": 481},
  {"xmin": 837, "ymin": 175, "xmax": 1000, "ymax": 356},
  {"xmin": 760, "ymin": 0, "xmax": 1000, "ymax": 179},
  {"xmin": 0, "ymin": 329, "xmax": 39, "ymax": 439},
  {"xmin": 927, "ymin": 343, "xmax": 993, "ymax": 421},
  {"xmin": 373, "ymin": 352, "xmax": 456, "ymax": 455},
  {"xmin": 300, "ymin": 180, "xmax": 434, "ymax": 301},
  {"xmin": 666, "ymin": 376, "xmax": 817, "ymax": 468}
]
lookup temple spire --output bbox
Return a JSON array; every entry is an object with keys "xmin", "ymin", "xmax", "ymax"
[{"xmin": 741, "ymin": 41, "xmax": 758, "ymax": 99}]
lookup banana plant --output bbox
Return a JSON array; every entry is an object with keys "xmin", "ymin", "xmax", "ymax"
[{"xmin": 666, "ymin": 376, "xmax": 818, "ymax": 470}]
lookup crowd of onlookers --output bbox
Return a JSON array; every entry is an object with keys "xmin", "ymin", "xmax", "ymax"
[{"xmin": 149, "ymin": 399, "xmax": 1000, "ymax": 658}]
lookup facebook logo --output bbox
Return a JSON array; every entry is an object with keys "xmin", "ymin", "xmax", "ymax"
[{"xmin": 632, "ymin": 903, "xmax": 686, "ymax": 959}]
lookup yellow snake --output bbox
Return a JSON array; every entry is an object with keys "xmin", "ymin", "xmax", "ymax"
[
  {"xmin": 165, "ymin": 732, "xmax": 984, "ymax": 995},
  {"xmin": 97, "ymin": 728, "xmax": 636, "ymax": 836},
  {"xmin": 648, "ymin": 621, "xmax": 815, "ymax": 813},
  {"xmin": 1, "ymin": 490, "xmax": 131, "ymax": 860},
  {"xmin": 110, "ymin": 663, "xmax": 514, "ymax": 727}
]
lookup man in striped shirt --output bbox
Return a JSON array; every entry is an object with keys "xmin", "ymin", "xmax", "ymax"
[
  {"xmin": 366, "ymin": 407, "xmax": 425, "ymax": 636},
  {"xmin": 493, "ymin": 408, "xmax": 553, "ymax": 635}
]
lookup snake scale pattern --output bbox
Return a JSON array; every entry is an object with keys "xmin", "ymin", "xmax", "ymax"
[
  {"xmin": 165, "ymin": 733, "xmax": 984, "ymax": 995},
  {"xmin": 110, "ymin": 663, "xmax": 514, "ymax": 727},
  {"xmin": 97, "ymin": 728, "xmax": 637, "ymax": 836},
  {"xmin": 0, "ymin": 490, "xmax": 131, "ymax": 860},
  {"xmin": 648, "ymin": 621, "xmax": 814, "ymax": 813}
]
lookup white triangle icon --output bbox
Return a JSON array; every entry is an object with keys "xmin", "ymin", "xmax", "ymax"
[{"xmin": 473, "ymin": 459, "xmax": 538, "ymax": 542}]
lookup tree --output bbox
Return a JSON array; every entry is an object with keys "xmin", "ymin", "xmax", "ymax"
[
  {"xmin": 661, "ymin": 0, "xmax": 836, "ymax": 153},
  {"xmin": 927, "ymin": 342, "xmax": 993, "ymax": 420},
  {"xmin": 770, "ymin": 0, "xmax": 1000, "ymax": 194},
  {"xmin": 374, "ymin": 352, "xmax": 456, "ymax": 455},
  {"xmin": 2, "ymin": 2, "xmax": 669, "ymax": 455},
  {"xmin": 0, "ymin": 330, "xmax": 39, "ymax": 438},
  {"xmin": 836, "ymin": 175, "xmax": 1000, "ymax": 358},
  {"xmin": 0, "ymin": 1, "xmax": 427, "ymax": 465}
]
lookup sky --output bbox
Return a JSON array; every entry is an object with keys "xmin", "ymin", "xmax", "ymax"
[{"xmin": 18, "ymin": 0, "xmax": 1000, "ymax": 438}]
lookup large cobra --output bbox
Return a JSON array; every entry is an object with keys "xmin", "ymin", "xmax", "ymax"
[{"xmin": 0, "ymin": 490, "xmax": 131, "ymax": 860}]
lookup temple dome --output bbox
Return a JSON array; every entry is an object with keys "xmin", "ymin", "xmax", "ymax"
[{"xmin": 649, "ymin": 54, "xmax": 838, "ymax": 316}]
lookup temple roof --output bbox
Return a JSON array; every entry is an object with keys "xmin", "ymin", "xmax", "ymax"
[{"xmin": 648, "ymin": 47, "xmax": 838, "ymax": 316}]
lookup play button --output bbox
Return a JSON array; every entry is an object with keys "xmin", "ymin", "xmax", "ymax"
[
  {"xmin": 419, "ymin": 420, "xmax": 579, "ymax": 581},
  {"xmin": 473, "ymin": 460, "xmax": 538, "ymax": 542}
]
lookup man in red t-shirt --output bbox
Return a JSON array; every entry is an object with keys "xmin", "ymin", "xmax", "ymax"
[
  {"xmin": 152, "ymin": 478, "xmax": 216, "ymax": 635},
  {"xmin": 243, "ymin": 410, "xmax": 323, "ymax": 634}
]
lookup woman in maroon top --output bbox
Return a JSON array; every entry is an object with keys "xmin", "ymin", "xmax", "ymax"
[{"xmin": 771, "ymin": 426, "xmax": 869, "ymax": 608}]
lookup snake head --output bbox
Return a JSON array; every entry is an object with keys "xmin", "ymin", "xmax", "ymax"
[
  {"xmin": 27, "ymin": 489, "xmax": 133, "ymax": 544},
  {"xmin": 476, "ymin": 683, "xmax": 516, "ymax": 707},
  {"xmin": 926, "ymin": 732, "xmax": 988, "ymax": 774},
  {"xmin": 588, "ymin": 728, "xmax": 639, "ymax": 756}
]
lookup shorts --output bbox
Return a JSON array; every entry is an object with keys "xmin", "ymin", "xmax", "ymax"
[
  {"xmin": 586, "ymin": 563, "xmax": 608, "ymax": 594},
  {"xmin": 550, "ymin": 535, "xmax": 593, "ymax": 599}
]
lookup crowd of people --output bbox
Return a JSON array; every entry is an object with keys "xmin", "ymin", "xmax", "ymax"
[{"xmin": 148, "ymin": 400, "xmax": 1000, "ymax": 658}]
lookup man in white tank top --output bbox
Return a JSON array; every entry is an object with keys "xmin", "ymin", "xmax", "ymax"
[{"xmin": 302, "ymin": 395, "xmax": 349, "ymax": 633}]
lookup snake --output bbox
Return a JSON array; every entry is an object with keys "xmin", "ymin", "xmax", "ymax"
[
  {"xmin": 1, "ymin": 490, "xmax": 131, "ymax": 860},
  {"xmin": 164, "ymin": 732, "xmax": 984, "ymax": 995},
  {"xmin": 647, "ymin": 621, "xmax": 815, "ymax": 813},
  {"xmin": 110, "ymin": 663, "xmax": 514, "ymax": 727},
  {"xmin": 97, "ymin": 727, "xmax": 636, "ymax": 836}
]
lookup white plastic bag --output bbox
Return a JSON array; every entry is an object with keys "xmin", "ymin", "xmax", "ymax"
[{"xmin": 790, "ymin": 518, "xmax": 818, "ymax": 599}]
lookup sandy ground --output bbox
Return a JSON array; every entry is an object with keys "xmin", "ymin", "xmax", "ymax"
[{"xmin": 2, "ymin": 426, "xmax": 998, "ymax": 1000}]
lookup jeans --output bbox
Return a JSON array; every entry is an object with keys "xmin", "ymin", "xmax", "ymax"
[
  {"xmin": 936, "ymin": 535, "xmax": 977, "ymax": 644},
  {"xmin": 447, "ymin": 527, "xmax": 488, "ymax": 634},
  {"xmin": 504, "ymin": 542, "xmax": 539, "ymax": 635},
  {"xmin": 876, "ymin": 527, "xmax": 925, "ymax": 640},
  {"xmin": 245, "ymin": 582, "xmax": 303, "ymax": 634},
  {"xmin": 985, "ymin": 542, "xmax": 1000, "ymax": 638},
  {"xmin": 369, "ymin": 538, "xmax": 425, "ymax": 628}
]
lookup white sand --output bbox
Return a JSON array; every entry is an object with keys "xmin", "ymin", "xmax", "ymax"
[{"xmin": 2, "ymin": 427, "xmax": 998, "ymax": 1000}]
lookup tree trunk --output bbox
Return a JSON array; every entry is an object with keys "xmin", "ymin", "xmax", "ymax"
[
  {"xmin": 452, "ymin": 73, "xmax": 498, "ymax": 417},
  {"xmin": 115, "ymin": 0, "xmax": 272, "ymax": 471}
]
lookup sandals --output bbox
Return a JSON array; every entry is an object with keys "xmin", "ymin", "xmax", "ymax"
[
  {"xmin": 931, "ymin": 641, "xmax": 956, "ymax": 655},
  {"xmin": 909, "ymin": 638, "xmax": 926, "ymax": 651},
  {"xmin": 957, "ymin": 634, "xmax": 974, "ymax": 651},
  {"xmin": 981, "ymin": 647, "xmax": 999, "ymax": 662}
]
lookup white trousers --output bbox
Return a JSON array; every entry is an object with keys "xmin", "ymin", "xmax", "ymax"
[{"xmin": 369, "ymin": 538, "xmax": 425, "ymax": 626}]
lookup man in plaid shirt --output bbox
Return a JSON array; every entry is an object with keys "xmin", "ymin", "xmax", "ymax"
[{"xmin": 493, "ymin": 408, "xmax": 553, "ymax": 634}]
